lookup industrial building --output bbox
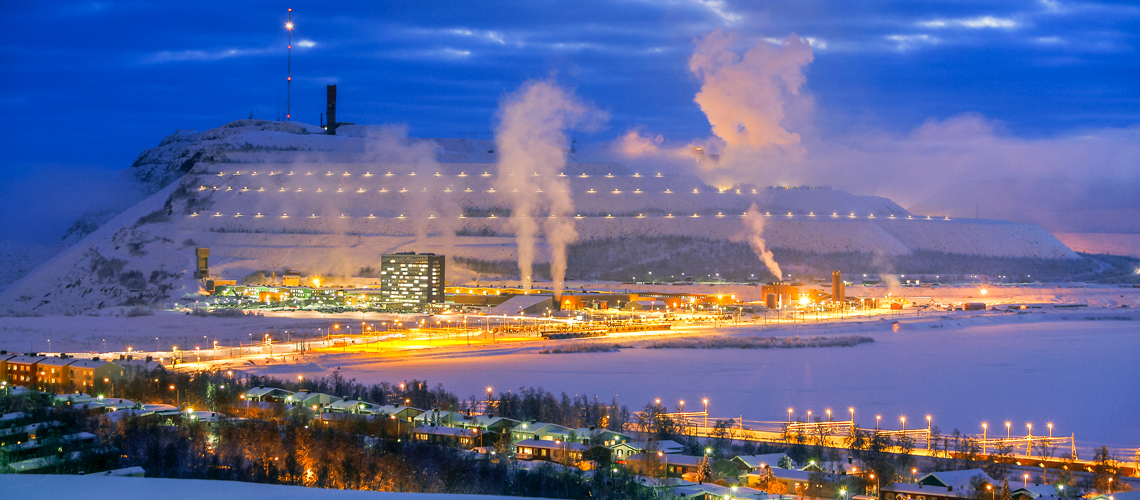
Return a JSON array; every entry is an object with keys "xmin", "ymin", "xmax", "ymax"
[{"xmin": 380, "ymin": 253, "xmax": 445, "ymax": 308}]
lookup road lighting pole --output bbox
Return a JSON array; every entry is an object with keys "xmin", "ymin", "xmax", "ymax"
[
  {"xmin": 982, "ymin": 423, "xmax": 988, "ymax": 454},
  {"xmin": 849, "ymin": 407, "xmax": 855, "ymax": 433},
  {"xmin": 926, "ymin": 415, "xmax": 932, "ymax": 449},
  {"xmin": 703, "ymin": 398, "xmax": 709, "ymax": 432},
  {"xmin": 876, "ymin": 415, "xmax": 881, "ymax": 431},
  {"xmin": 1026, "ymin": 423, "xmax": 1033, "ymax": 457}
]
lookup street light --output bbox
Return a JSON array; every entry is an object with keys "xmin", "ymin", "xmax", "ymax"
[
  {"xmin": 1006, "ymin": 421, "xmax": 1011, "ymax": 439},
  {"xmin": 876, "ymin": 415, "xmax": 881, "ymax": 431},
  {"xmin": 788, "ymin": 408, "xmax": 793, "ymax": 423},
  {"xmin": 901, "ymin": 416, "xmax": 906, "ymax": 432},
  {"xmin": 703, "ymin": 398, "xmax": 709, "ymax": 431},
  {"xmin": 982, "ymin": 423, "xmax": 988, "ymax": 454}
]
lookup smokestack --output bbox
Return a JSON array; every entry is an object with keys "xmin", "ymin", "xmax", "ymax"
[
  {"xmin": 832, "ymin": 271, "xmax": 845, "ymax": 303},
  {"xmin": 326, "ymin": 84, "xmax": 337, "ymax": 135}
]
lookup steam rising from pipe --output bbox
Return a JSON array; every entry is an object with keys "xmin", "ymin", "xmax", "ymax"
[
  {"xmin": 495, "ymin": 80, "xmax": 601, "ymax": 297},
  {"xmin": 741, "ymin": 203, "xmax": 782, "ymax": 280}
]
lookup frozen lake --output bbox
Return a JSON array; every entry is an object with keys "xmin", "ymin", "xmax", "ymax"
[{"xmin": 269, "ymin": 311, "xmax": 1140, "ymax": 452}]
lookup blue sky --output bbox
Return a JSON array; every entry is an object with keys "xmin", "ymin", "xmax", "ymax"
[{"xmin": 1, "ymin": 0, "xmax": 1138, "ymax": 241}]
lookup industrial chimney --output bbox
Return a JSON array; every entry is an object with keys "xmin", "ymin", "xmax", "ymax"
[{"xmin": 326, "ymin": 84, "xmax": 337, "ymax": 135}]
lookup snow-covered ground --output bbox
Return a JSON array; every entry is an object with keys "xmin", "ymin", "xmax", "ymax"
[
  {"xmin": 242, "ymin": 309, "xmax": 1140, "ymax": 454},
  {"xmin": 0, "ymin": 474, "xmax": 555, "ymax": 500}
]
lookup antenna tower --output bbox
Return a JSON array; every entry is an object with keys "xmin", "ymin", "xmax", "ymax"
[{"xmin": 286, "ymin": 8, "xmax": 293, "ymax": 121}]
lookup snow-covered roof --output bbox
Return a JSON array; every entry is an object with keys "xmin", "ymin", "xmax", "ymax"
[
  {"xmin": 38, "ymin": 357, "xmax": 75, "ymax": 368},
  {"xmin": 245, "ymin": 386, "xmax": 293, "ymax": 398},
  {"xmin": 613, "ymin": 439, "xmax": 684, "ymax": 454},
  {"xmin": 674, "ymin": 483, "xmax": 764, "ymax": 499},
  {"xmin": 6, "ymin": 355, "xmax": 47, "ymax": 364},
  {"xmin": 67, "ymin": 358, "xmax": 116, "ymax": 370},
  {"xmin": 414, "ymin": 425, "xmax": 476, "ymax": 437},
  {"xmin": 514, "ymin": 438, "xmax": 588, "ymax": 451},
  {"xmin": 919, "ymin": 469, "xmax": 995, "ymax": 490},
  {"xmin": 1, "ymin": 412, "xmax": 27, "ymax": 422},
  {"xmin": 1012, "ymin": 485, "xmax": 1063, "ymax": 499},
  {"xmin": 733, "ymin": 453, "xmax": 791, "ymax": 469}
]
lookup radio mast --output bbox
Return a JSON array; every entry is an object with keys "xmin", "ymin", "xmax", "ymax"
[{"xmin": 286, "ymin": 8, "xmax": 293, "ymax": 121}]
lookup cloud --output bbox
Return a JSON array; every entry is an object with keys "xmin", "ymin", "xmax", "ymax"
[
  {"xmin": 799, "ymin": 115, "xmax": 1140, "ymax": 232},
  {"xmin": 885, "ymin": 34, "xmax": 940, "ymax": 51},
  {"xmin": 918, "ymin": 16, "xmax": 1019, "ymax": 29},
  {"xmin": 613, "ymin": 29, "xmax": 1140, "ymax": 235},
  {"xmin": 691, "ymin": 0, "xmax": 743, "ymax": 24},
  {"xmin": 140, "ymin": 47, "xmax": 273, "ymax": 64},
  {"xmin": 297, "ymin": 39, "xmax": 316, "ymax": 48}
]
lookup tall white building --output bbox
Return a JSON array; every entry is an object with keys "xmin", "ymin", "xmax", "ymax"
[{"xmin": 380, "ymin": 253, "xmax": 445, "ymax": 307}]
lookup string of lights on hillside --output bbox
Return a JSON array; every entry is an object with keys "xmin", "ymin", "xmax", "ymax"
[{"xmin": 187, "ymin": 211, "xmax": 952, "ymax": 220}]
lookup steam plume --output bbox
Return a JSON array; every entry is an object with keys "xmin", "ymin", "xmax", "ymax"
[
  {"xmin": 741, "ymin": 203, "xmax": 782, "ymax": 280},
  {"xmin": 495, "ymin": 80, "xmax": 598, "ymax": 294}
]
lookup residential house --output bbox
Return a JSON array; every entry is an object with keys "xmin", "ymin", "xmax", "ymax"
[
  {"xmin": 288, "ymin": 392, "xmax": 342, "ymax": 408},
  {"xmin": 460, "ymin": 415, "xmax": 520, "ymax": 444},
  {"xmin": 510, "ymin": 422, "xmax": 574, "ymax": 442},
  {"xmin": 327, "ymin": 399, "xmax": 383, "ymax": 414},
  {"xmin": 673, "ymin": 483, "xmax": 767, "ymax": 499},
  {"xmin": 37, "ymin": 357, "xmax": 76, "ymax": 387},
  {"xmin": 625, "ymin": 452, "xmax": 706, "ymax": 478},
  {"xmin": 918, "ymin": 470, "xmax": 996, "ymax": 492},
  {"xmin": 66, "ymin": 358, "xmax": 124, "ymax": 389},
  {"xmin": 1011, "ymin": 485, "xmax": 1065, "ymax": 500},
  {"xmin": 514, "ymin": 438, "xmax": 587, "ymax": 465},
  {"xmin": 4, "ymin": 355, "xmax": 47, "ymax": 386},
  {"xmin": 610, "ymin": 439, "xmax": 685, "ymax": 460},
  {"xmin": 413, "ymin": 425, "xmax": 478, "ymax": 448},
  {"xmin": 243, "ymin": 386, "xmax": 295, "ymax": 403},
  {"xmin": 881, "ymin": 469, "xmax": 995, "ymax": 500},
  {"xmin": 371, "ymin": 405, "xmax": 425, "ymax": 422},
  {"xmin": 731, "ymin": 453, "xmax": 793, "ymax": 472},
  {"xmin": 413, "ymin": 409, "xmax": 470, "ymax": 427},
  {"xmin": 571, "ymin": 427, "xmax": 633, "ymax": 447},
  {"xmin": 744, "ymin": 465, "xmax": 812, "ymax": 492}
]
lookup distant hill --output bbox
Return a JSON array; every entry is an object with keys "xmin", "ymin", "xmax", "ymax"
[{"xmin": 0, "ymin": 120, "xmax": 1088, "ymax": 315}]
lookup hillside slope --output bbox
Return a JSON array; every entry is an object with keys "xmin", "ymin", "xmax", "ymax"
[{"xmin": 0, "ymin": 120, "xmax": 1080, "ymax": 315}]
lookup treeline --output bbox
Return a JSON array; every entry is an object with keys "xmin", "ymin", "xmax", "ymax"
[
  {"xmin": 493, "ymin": 388, "xmax": 631, "ymax": 432},
  {"xmin": 454, "ymin": 236, "xmax": 1140, "ymax": 283},
  {"xmin": 97, "ymin": 415, "xmax": 653, "ymax": 498}
]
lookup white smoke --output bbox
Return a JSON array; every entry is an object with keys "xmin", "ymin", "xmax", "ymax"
[
  {"xmin": 740, "ymin": 203, "xmax": 782, "ymax": 280},
  {"xmin": 495, "ymin": 80, "xmax": 601, "ymax": 295}
]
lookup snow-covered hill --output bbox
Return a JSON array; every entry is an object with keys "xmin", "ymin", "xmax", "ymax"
[{"xmin": 0, "ymin": 120, "xmax": 1079, "ymax": 315}]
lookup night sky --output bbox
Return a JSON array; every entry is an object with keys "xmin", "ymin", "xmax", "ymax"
[{"xmin": 2, "ymin": 0, "xmax": 1138, "ymax": 242}]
